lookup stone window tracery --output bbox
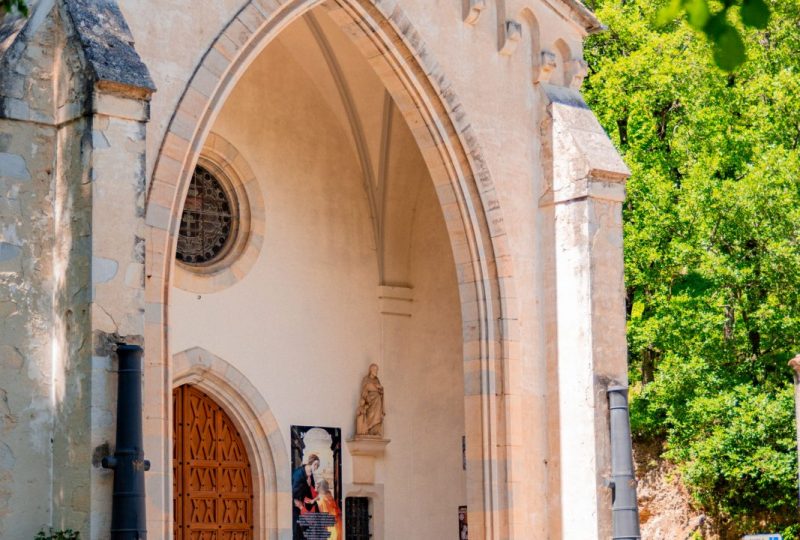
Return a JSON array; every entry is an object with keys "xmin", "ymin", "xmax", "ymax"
[
  {"xmin": 172, "ymin": 133, "xmax": 264, "ymax": 293},
  {"xmin": 176, "ymin": 165, "xmax": 238, "ymax": 267}
]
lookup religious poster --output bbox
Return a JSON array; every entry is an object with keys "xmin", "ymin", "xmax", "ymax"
[
  {"xmin": 291, "ymin": 425, "xmax": 343, "ymax": 540},
  {"xmin": 458, "ymin": 505, "xmax": 468, "ymax": 539}
]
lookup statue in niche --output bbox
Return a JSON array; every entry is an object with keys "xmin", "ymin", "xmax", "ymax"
[{"xmin": 355, "ymin": 363, "xmax": 385, "ymax": 438}]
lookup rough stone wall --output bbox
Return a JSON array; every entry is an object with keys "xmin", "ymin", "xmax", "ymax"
[
  {"xmin": 88, "ymin": 103, "xmax": 150, "ymax": 539},
  {"xmin": 48, "ymin": 94, "xmax": 149, "ymax": 540},
  {"xmin": 0, "ymin": 118, "xmax": 57, "ymax": 539},
  {"xmin": 0, "ymin": 3, "xmax": 58, "ymax": 122},
  {"xmin": 0, "ymin": 5, "xmax": 73, "ymax": 535},
  {"xmin": 50, "ymin": 64, "xmax": 149, "ymax": 540},
  {"xmin": 50, "ymin": 6, "xmax": 96, "ymax": 532},
  {"xmin": 0, "ymin": 1, "xmax": 152, "ymax": 537},
  {"xmin": 50, "ymin": 116, "xmax": 94, "ymax": 534}
]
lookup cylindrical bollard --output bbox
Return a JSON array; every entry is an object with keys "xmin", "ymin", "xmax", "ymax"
[
  {"xmin": 789, "ymin": 355, "xmax": 800, "ymax": 512},
  {"xmin": 607, "ymin": 385, "xmax": 641, "ymax": 540},
  {"xmin": 102, "ymin": 344, "xmax": 149, "ymax": 540}
]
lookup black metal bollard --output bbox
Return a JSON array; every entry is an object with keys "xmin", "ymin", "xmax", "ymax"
[
  {"xmin": 607, "ymin": 385, "xmax": 641, "ymax": 540},
  {"xmin": 102, "ymin": 344, "xmax": 149, "ymax": 540}
]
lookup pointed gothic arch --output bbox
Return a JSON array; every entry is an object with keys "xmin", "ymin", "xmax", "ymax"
[
  {"xmin": 173, "ymin": 346, "xmax": 291, "ymax": 540},
  {"xmin": 144, "ymin": 1, "xmax": 522, "ymax": 538}
]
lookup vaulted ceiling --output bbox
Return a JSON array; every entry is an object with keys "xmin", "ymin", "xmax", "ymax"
[{"xmin": 272, "ymin": 6, "xmax": 433, "ymax": 287}]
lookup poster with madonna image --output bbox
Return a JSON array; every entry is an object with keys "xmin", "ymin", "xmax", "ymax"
[
  {"xmin": 291, "ymin": 425, "xmax": 343, "ymax": 540},
  {"xmin": 458, "ymin": 505, "xmax": 468, "ymax": 539}
]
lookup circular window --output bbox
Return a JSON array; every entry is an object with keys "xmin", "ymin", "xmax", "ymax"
[
  {"xmin": 176, "ymin": 165, "xmax": 239, "ymax": 267},
  {"xmin": 173, "ymin": 134, "xmax": 263, "ymax": 293}
]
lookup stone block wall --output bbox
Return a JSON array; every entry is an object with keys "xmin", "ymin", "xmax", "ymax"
[
  {"xmin": 0, "ymin": 118, "xmax": 58, "ymax": 539},
  {"xmin": 0, "ymin": 2, "xmax": 153, "ymax": 537}
]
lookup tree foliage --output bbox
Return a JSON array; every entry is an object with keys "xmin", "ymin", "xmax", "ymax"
[
  {"xmin": 657, "ymin": 0, "xmax": 772, "ymax": 71},
  {"xmin": 1, "ymin": 0, "xmax": 27, "ymax": 16},
  {"xmin": 584, "ymin": 0, "xmax": 800, "ymax": 535},
  {"xmin": 35, "ymin": 530, "xmax": 80, "ymax": 540}
]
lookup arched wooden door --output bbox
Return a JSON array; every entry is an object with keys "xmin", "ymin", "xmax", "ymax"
[{"xmin": 173, "ymin": 385, "xmax": 253, "ymax": 539}]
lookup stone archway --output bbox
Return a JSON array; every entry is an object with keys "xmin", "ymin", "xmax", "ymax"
[
  {"xmin": 144, "ymin": 2, "xmax": 521, "ymax": 538},
  {"xmin": 173, "ymin": 347, "xmax": 291, "ymax": 540}
]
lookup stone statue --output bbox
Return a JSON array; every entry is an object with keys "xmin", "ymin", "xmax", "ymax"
[{"xmin": 355, "ymin": 363, "xmax": 384, "ymax": 438}]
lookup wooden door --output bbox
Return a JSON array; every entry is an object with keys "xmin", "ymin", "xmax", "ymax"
[{"xmin": 174, "ymin": 385, "xmax": 253, "ymax": 540}]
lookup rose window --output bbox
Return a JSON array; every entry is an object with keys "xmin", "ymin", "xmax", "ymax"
[{"xmin": 176, "ymin": 165, "xmax": 238, "ymax": 266}]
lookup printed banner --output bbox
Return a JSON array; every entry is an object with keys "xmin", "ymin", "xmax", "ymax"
[
  {"xmin": 291, "ymin": 425, "xmax": 342, "ymax": 540},
  {"xmin": 459, "ymin": 505, "xmax": 468, "ymax": 539}
]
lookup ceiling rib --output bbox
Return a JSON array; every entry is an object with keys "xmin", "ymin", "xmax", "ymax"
[
  {"xmin": 304, "ymin": 12, "xmax": 381, "ymax": 258},
  {"xmin": 376, "ymin": 92, "xmax": 394, "ymax": 284}
]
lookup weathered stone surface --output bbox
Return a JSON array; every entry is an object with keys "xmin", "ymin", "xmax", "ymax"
[
  {"xmin": 1, "ymin": 0, "xmax": 153, "ymax": 128},
  {"xmin": 0, "ymin": 152, "xmax": 30, "ymax": 179},
  {"xmin": 92, "ymin": 256, "xmax": 118, "ymax": 284},
  {"xmin": 0, "ymin": 12, "xmax": 26, "ymax": 57},
  {"xmin": 0, "ymin": 241, "xmax": 21, "ymax": 261},
  {"xmin": 63, "ymin": 0, "xmax": 155, "ymax": 95},
  {"xmin": 539, "ymin": 80, "xmax": 630, "ymax": 540},
  {"xmin": 0, "ymin": 1, "xmax": 85, "ymax": 124},
  {"xmin": 0, "ymin": 3, "xmax": 150, "ymax": 531},
  {"xmin": 0, "ymin": 119, "xmax": 56, "ymax": 539}
]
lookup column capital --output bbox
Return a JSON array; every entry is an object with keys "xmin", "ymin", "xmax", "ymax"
[
  {"xmin": 539, "ymin": 84, "xmax": 629, "ymax": 207},
  {"xmin": 92, "ymin": 90, "xmax": 151, "ymax": 121},
  {"xmin": 378, "ymin": 285, "xmax": 413, "ymax": 317}
]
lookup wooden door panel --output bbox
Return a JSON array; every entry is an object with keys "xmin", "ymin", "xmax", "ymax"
[
  {"xmin": 174, "ymin": 385, "xmax": 253, "ymax": 540},
  {"xmin": 220, "ymin": 467, "xmax": 249, "ymax": 493},
  {"xmin": 219, "ymin": 532, "xmax": 250, "ymax": 540}
]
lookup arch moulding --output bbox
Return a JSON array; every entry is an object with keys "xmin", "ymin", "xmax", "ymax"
[
  {"xmin": 144, "ymin": 1, "xmax": 522, "ymax": 539},
  {"xmin": 173, "ymin": 346, "xmax": 291, "ymax": 540},
  {"xmin": 172, "ymin": 131, "xmax": 266, "ymax": 293}
]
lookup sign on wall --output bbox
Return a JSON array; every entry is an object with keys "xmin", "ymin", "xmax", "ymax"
[
  {"xmin": 291, "ymin": 425, "xmax": 343, "ymax": 540},
  {"xmin": 459, "ymin": 505, "xmax": 468, "ymax": 539}
]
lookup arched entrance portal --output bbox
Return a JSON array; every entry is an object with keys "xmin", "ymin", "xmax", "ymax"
[
  {"xmin": 145, "ymin": 1, "xmax": 521, "ymax": 538},
  {"xmin": 173, "ymin": 385, "xmax": 254, "ymax": 539}
]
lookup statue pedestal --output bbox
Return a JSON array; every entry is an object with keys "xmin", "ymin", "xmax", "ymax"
[{"xmin": 347, "ymin": 437, "xmax": 390, "ymax": 484}]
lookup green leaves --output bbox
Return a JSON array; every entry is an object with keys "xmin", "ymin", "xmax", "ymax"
[
  {"xmin": 1, "ymin": 0, "xmax": 28, "ymax": 16},
  {"xmin": 655, "ymin": 0, "xmax": 771, "ymax": 71},
  {"xmin": 741, "ymin": 0, "xmax": 771, "ymax": 29},
  {"xmin": 669, "ymin": 385, "xmax": 797, "ymax": 516},
  {"xmin": 713, "ymin": 25, "xmax": 746, "ymax": 72},
  {"xmin": 35, "ymin": 530, "xmax": 80, "ymax": 540},
  {"xmin": 684, "ymin": 0, "xmax": 711, "ymax": 29},
  {"xmin": 657, "ymin": 0, "xmax": 684, "ymax": 26},
  {"xmin": 585, "ymin": 0, "xmax": 800, "ymax": 533}
]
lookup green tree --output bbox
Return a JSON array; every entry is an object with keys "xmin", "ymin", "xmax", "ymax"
[
  {"xmin": 35, "ymin": 530, "xmax": 80, "ymax": 540},
  {"xmin": 1, "ymin": 0, "xmax": 27, "ymax": 16},
  {"xmin": 656, "ymin": 0, "xmax": 772, "ymax": 71},
  {"xmin": 584, "ymin": 0, "xmax": 800, "ymax": 535}
]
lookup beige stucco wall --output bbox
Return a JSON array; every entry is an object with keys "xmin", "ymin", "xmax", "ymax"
[{"xmin": 168, "ymin": 33, "xmax": 466, "ymax": 537}]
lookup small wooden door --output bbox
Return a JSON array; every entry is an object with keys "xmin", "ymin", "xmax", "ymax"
[{"xmin": 173, "ymin": 385, "xmax": 253, "ymax": 540}]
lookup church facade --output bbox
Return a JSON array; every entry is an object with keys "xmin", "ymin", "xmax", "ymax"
[{"xmin": 0, "ymin": 0, "xmax": 632, "ymax": 538}]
